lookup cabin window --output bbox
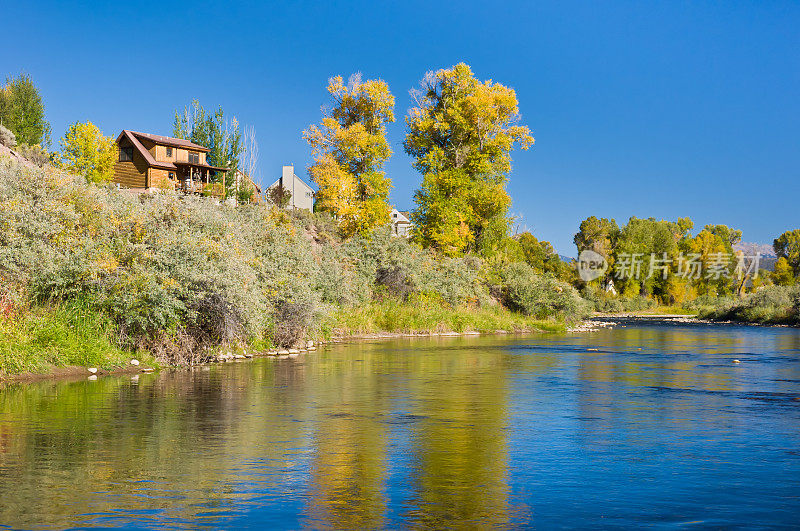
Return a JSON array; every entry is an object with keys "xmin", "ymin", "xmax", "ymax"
[
  {"xmin": 119, "ymin": 146, "xmax": 133, "ymax": 162},
  {"xmin": 166, "ymin": 146, "xmax": 173, "ymax": 157},
  {"xmin": 168, "ymin": 172, "xmax": 175, "ymax": 180},
  {"xmin": 188, "ymin": 151, "xmax": 199, "ymax": 164}
]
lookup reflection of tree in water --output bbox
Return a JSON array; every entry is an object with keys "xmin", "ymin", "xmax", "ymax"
[
  {"xmin": 302, "ymin": 347, "xmax": 390, "ymax": 529},
  {"xmin": 402, "ymin": 348, "xmax": 513, "ymax": 528},
  {"xmin": 300, "ymin": 341, "xmax": 519, "ymax": 528}
]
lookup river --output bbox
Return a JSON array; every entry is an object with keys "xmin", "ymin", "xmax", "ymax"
[{"xmin": 1, "ymin": 320, "xmax": 799, "ymax": 529}]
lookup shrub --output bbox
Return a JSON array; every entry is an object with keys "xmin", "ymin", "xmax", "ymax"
[
  {"xmin": 15, "ymin": 143, "xmax": 50, "ymax": 166},
  {"xmin": 581, "ymin": 287, "xmax": 657, "ymax": 312},
  {"xmin": 503, "ymin": 262, "xmax": 590, "ymax": 321},
  {"xmin": 700, "ymin": 285, "xmax": 800, "ymax": 324},
  {"xmin": 682, "ymin": 294, "xmax": 735, "ymax": 313},
  {"xmin": 272, "ymin": 298, "xmax": 318, "ymax": 348},
  {"xmin": 0, "ymin": 124, "xmax": 16, "ymax": 148}
]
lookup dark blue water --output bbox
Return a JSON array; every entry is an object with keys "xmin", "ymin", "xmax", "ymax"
[{"xmin": 1, "ymin": 321, "xmax": 799, "ymax": 529}]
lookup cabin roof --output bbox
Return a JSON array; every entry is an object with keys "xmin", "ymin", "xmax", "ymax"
[{"xmin": 121, "ymin": 130, "xmax": 211, "ymax": 152}]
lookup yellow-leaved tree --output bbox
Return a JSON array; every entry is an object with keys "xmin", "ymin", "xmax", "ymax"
[
  {"xmin": 304, "ymin": 74, "xmax": 395, "ymax": 238},
  {"xmin": 404, "ymin": 63, "xmax": 534, "ymax": 256},
  {"xmin": 58, "ymin": 121, "xmax": 115, "ymax": 183}
]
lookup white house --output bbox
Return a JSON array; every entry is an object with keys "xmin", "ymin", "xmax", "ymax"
[
  {"xmin": 391, "ymin": 208, "xmax": 413, "ymax": 237},
  {"xmin": 267, "ymin": 165, "xmax": 315, "ymax": 210}
]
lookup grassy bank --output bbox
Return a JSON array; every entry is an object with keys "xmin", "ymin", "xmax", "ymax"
[
  {"xmin": 0, "ymin": 303, "xmax": 153, "ymax": 377},
  {"xmin": 697, "ymin": 285, "xmax": 799, "ymax": 325},
  {"xmin": 0, "ymin": 299, "xmax": 563, "ymax": 378},
  {"xmin": 329, "ymin": 297, "xmax": 566, "ymax": 336}
]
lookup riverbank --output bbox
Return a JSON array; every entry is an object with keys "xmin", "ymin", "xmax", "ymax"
[
  {"xmin": 696, "ymin": 285, "xmax": 799, "ymax": 326},
  {"xmin": 1, "ymin": 299, "xmax": 574, "ymax": 380}
]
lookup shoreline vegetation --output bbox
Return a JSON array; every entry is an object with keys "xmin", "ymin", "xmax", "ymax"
[{"xmin": 0, "ymin": 159, "xmax": 588, "ymax": 378}]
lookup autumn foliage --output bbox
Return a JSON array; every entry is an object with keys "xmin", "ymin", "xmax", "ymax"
[
  {"xmin": 304, "ymin": 74, "xmax": 395, "ymax": 238},
  {"xmin": 404, "ymin": 63, "xmax": 534, "ymax": 256}
]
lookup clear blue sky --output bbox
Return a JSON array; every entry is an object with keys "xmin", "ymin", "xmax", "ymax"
[{"xmin": 2, "ymin": 0, "xmax": 798, "ymax": 255}]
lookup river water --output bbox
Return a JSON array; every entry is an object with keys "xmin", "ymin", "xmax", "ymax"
[{"xmin": 1, "ymin": 321, "xmax": 799, "ymax": 529}]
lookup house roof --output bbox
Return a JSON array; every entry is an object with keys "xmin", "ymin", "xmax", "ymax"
[
  {"xmin": 116, "ymin": 130, "xmax": 227, "ymax": 172},
  {"xmin": 125, "ymin": 130, "xmax": 210, "ymax": 152},
  {"xmin": 118, "ymin": 130, "xmax": 175, "ymax": 170},
  {"xmin": 267, "ymin": 171, "xmax": 316, "ymax": 192}
]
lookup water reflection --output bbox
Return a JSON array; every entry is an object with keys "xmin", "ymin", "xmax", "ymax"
[{"xmin": 0, "ymin": 323, "xmax": 798, "ymax": 528}]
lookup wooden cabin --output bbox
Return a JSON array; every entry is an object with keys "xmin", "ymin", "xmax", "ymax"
[{"xmin": 113, "ymin": 130, "xmax": 228, "ymax": 192}]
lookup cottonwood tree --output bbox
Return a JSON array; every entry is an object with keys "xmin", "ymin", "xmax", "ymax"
[
  {"xmin": 304, "ymin": 73, "xmax": 395, "ymax": 238},
  {"xmin": 0, "ymin": 73, "xmax": 51, "ymax": 146},
  {"xmin": 404, "ymin": 63, "xmax": 534, "ymax": 256},
  {"xmin": 774, "ymin": 230, "xmax": 800, "ymax": 278},
  {"xmin": 58, "ymin": 121, "xmax": 115, "ymax": 183}
]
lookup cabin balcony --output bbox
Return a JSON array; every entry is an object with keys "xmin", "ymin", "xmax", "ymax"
[{"xmin": 170, "ymin": 162, "xmax": 228, "ymax": 194}]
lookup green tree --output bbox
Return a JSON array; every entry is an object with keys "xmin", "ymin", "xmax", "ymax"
[
  {"xmin": 773, "ymin": 230, "xmax": 800, "ymax": 277},
  {"xmin": 772, "ymin": 257, "xmax": 797, "ymax": 286},
  {"xmin": 58, "ymin": 121, "xmax": 115, "ymax": 183},
  {"xmin": 517, "ymin": 232, "xmax": 570, "ymax": 280},
  {"xmin": 680, "ymin": 227, "xmax": 732, "ymax": 296},
  {"xmin": 573, "ymin": 216, "xmax": 620, "ymax": 283},
  {"xmin": 615, "ymin": 217, "xmax": 682, "ymax": 298},
  {"xmin": 405, "ymin": 63, "xmax": 534, "ymax": 256},
  {"xmin": 704, "ymin": 224, "xmax": 742, "ymax": 254},
  {"xmin": 304, "ymin": 74, "xmax": 395, "ymax": 238},
  {"xmin": 0, "ymin": 73, "xmax": 51, "ymax": 146},
  {"xmin": 173, "ymin": 100, "xmax": 243, "ymax": 196}
]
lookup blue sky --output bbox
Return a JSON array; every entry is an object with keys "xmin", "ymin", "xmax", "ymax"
[{"xmin": 2, "ymin": 1, "xmax": 798, "ymax": 254}]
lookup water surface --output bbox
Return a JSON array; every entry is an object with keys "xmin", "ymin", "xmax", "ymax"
[{"xmin": 1, "ymin": 322, "xmax": 799, "ymax": 529}]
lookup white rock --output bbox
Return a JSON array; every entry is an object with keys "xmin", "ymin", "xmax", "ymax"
[
  {"xmin": 307, "ymin": 346, "xmax": 317, "ymax": 351},
  {"xmin": 234, "ymin": 354, "xmax": 245, "ymax": 359},
  {"xmin": 277, "ymin": 350, "xmax": 290, "ymax": 355},
  {"xmin": 88, "ymin": 367, "xmax": 98, "ymax": 374},
  {"xmin": 288, "ymin": 348, "xmax": 300, "ymax": 354},
  {"xmin": 306, "ymin": 340, "xmax": 314, "ymax": 348},
  {"xmin": 130, "ymin": 359, "xmax": 140, "ymax": 366},
  {"xmin": 244, "ymin": 353, "xmax": 254, "ymax": 358}
]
